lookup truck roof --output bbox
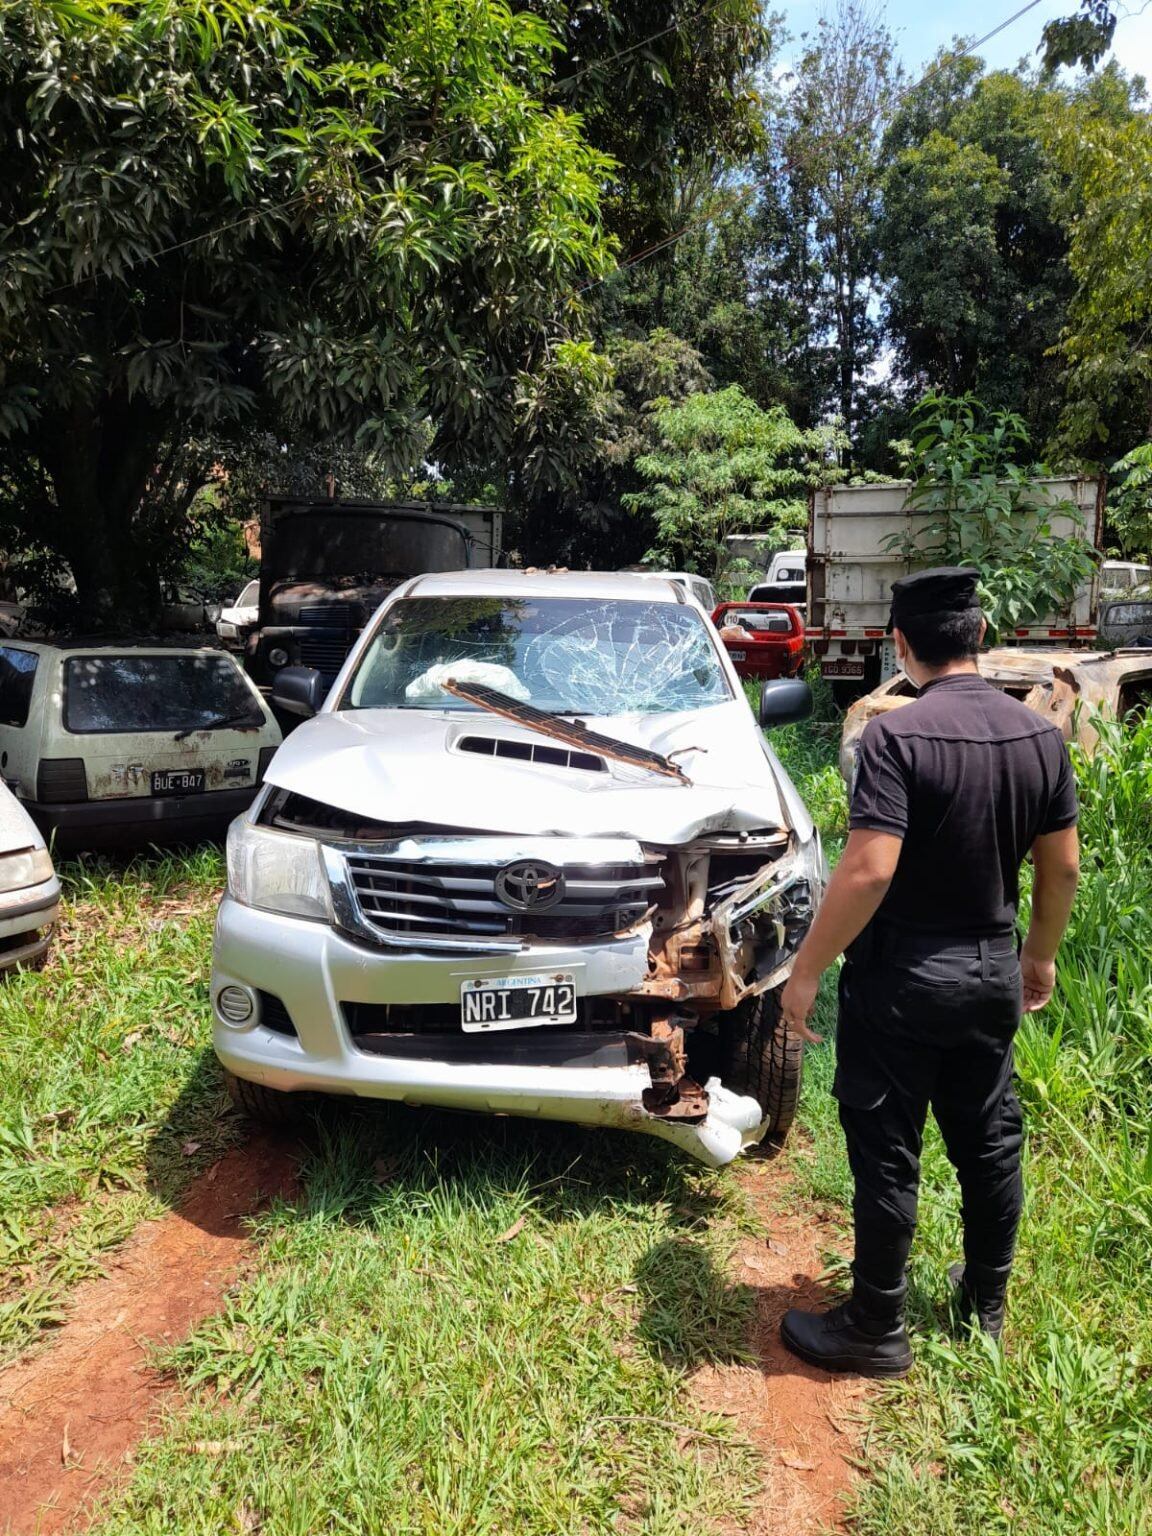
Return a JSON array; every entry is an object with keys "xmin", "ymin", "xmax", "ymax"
[{"xmin": 403, "ymin": 568, "xmax": 687, "ymax": 604}]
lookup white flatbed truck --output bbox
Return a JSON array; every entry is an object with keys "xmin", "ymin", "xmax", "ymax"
[{"xmin": 806, "ymin": 478, "xmax": 1103, "ymax": 699}]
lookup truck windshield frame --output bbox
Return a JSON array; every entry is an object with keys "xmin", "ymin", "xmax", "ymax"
[{"xmin": 341, "ymin": 596, "xmax": 734, "ymax": 718}]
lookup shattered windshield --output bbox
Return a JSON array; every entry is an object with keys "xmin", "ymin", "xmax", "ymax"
[
  {"xmin": 63, "ymin": 654, "xmax": 264, "ymax": 735},
  {"xmin": 344, "ymin": 597, "xmax": 732, "ymax": 715}
]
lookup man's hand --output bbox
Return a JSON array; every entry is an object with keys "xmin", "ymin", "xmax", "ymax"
[
  {"xmin": 1021, "ymin": 950, "xmax": 1056, "ymax": 1013},
  {"xmin": 780, "ymin": 966, "xmax": 824, "ymax": 1044}
]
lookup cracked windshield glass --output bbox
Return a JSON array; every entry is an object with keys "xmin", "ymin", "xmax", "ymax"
[{"xmin": 345, "ymin": 597, "xmax": 732, "ymax": 716}]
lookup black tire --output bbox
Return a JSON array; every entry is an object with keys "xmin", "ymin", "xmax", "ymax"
[
  {"xmin": 719, "ymin": 990, "xmax": 804, "ymax": 1144},
  {"xmin": 223, "ymin": 1068, "xmax": 307, "ymax": 1127}
]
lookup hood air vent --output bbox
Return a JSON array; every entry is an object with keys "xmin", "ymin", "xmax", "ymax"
[{"xmin": 458, "ymin": 736, "xmax": 607, "ymax": 774}]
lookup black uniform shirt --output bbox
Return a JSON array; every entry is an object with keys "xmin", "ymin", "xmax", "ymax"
[{"xmin": 849, "ymin": 674, "xmax": 1079, "ymax": 936}]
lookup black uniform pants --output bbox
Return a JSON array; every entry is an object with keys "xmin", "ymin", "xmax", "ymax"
[{"xmin": 834, "ymin": 930, "xmax": 1024, "ymax": 1292}]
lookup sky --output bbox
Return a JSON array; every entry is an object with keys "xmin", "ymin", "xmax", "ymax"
[{"xmin": 778, "ymin": 0, "xmax": 1152, "ymax": 80}]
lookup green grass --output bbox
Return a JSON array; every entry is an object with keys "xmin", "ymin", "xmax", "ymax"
[
  {"xmin": 776, "ymin": 696, "xmax": 1152, "ymax": 1536},
  {"xmin": 11, "ymin": 682, "xmax": 1151, "ymax": 1532},
  {"xmin": 0, "ymin": 847, "xmax": 237, "ymax": 1359},
  {"xmin": 87, "ymin": 1116, "xmax": 764, "ymax": 1535},
  {"xmin": 1, "ymin": 847, "xmax": 769, "ymax": 1532}
]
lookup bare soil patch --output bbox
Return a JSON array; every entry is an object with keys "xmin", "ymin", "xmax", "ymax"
[
  {"xmin": 0, "ymin": 1132, "xmax": 296, "ymax": 1535},
  {"xmin": 691, "ymin": 1152, "xmax": 872, "ymax": 1535}
]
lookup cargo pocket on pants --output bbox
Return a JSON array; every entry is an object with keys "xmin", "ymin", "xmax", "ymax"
[{"xmin": 832, "ymin": 1005, "xmax": 889, "ymax": 1112}]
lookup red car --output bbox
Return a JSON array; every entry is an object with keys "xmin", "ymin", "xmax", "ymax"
[{"xmin": 712, "ymin": 602, "xmax": 806, "ymax": 681}]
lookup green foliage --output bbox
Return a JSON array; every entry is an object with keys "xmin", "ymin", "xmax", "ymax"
[
  {"xmin": 0, "ymin": 0, "xmax": 616, "ymax": 621},
  {"xmin": 1041, "ymin": 2, "xmax": 1118, "ymax": 73},
  {"xmin": 624, "ymin": 385, "xmax": 844, "ymax": 582},
  {"xmin": 768, "ymin": 2, "xmax": 903, "ymax": 442},
  {"xmin": 177, "ymin": 515, "xmax": 256, "ymax": 604},
  {"xmin": 1046, "ymin": 73, "xmax": 1152, "ymax": 452},
  {"xmin": 790, "ymin": 706, "xmax": 1152, "ymax": 1536},
  {"xmin": 515, "ymin": 327, "xmax": 714, "ymax": 568},
  {"xmin": 1107, "ymin": 443, "xmax": 1152, "ymax": 561},
  {"xmin": 893, "ymin": 392, "xmax": 1096, "ymax": 637},
  {"xmin": 542, "ymin": 0, "xmax": 772, "ymax": 245},
  {"xmin": 878, "ymin": 66, "xmax": 1074, "ymax": 443}
]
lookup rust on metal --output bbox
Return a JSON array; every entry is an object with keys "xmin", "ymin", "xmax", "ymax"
[{"xmin": 441, "ymin": 678, "xmax": 691, "ymax": 782}]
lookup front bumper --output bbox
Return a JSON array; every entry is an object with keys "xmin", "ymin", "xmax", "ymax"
[
  {"xmin": 29, "ymin": 787, "xmax": 259, "ymax": 849},
  {"xmin": 211, "ymin": 897, "xmax": 767, "ymax": 1166},
  {"xmin": 0, "ymin": 875, "xmax": 60, "ymax": 969}
]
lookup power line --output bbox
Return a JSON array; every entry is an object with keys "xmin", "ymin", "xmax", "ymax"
[{"xmin": 578, "ymin": 0, "xmax": 1046, "ymax": 295}]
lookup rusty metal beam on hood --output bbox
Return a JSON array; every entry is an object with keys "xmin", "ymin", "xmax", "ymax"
[{"xmin": 441, "ymin": 678, "xmax": 691, "ymax": 784}]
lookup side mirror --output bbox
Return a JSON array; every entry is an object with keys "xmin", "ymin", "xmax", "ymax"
[
  {"xmin": 759, "ymin": 678, "xmax": 813, "ymax": 730},
  {"xmin": 272, "ymin": 665, "xmax": 328, "ymax": 719}
]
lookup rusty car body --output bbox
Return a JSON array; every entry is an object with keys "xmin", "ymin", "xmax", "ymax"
[
  {"xmin": 213, "ymin": 569, "xmax": 826, "ymax": 1166},
  {"xmin": 839, "ymin": 647, "xmax": 1152, "ymax": 782}
]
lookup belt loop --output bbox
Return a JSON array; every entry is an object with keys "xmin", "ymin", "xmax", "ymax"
[{"xmin": 979, "ymin": 938, "xmax": 992, "ymax": 981}]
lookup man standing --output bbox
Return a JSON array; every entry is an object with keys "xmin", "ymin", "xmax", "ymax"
[{"xmin": 778, "ymin": 568, "xmax": 1080, "ymax": 1377}]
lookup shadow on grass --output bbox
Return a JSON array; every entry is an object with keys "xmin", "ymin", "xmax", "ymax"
[
  {"xmin": 144, "ymin": 1050, "xmax": 731, "ymax": 1237},
  {"xmin": 634, "ymin": 1236, "xmax": 759, "ymax": 1368}
]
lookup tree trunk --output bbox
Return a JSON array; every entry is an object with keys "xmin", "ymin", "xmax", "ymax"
[{"xmin": 38, "ymin": 395, "xmax": 167, "ymax": 630}]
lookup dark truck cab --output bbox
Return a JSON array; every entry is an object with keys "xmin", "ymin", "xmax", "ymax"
[{"xmin": 245, "ymin": 499, "xmax": 502, "ymax": 691}]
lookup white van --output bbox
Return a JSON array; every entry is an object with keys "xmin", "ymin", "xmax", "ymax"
[{"xmin": 0, "ymin": 642, "xmax": 282, "ymax": 849}]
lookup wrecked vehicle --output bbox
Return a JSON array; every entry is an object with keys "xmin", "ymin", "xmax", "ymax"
[
  {"xmin": 213, "ymin": 570, "xmax": 825, "ymax": 1166},
  {"xmin": 839, "ymin": 647, "xmax": 1152, "ymax": 782},
  {"xmin": 0, "ymin": 642, "xmax": 281, "ymax": 849},
  {"xmin": 0, "ymin": 780, "xmax": 60, "ymax": 970},
  {"xmin": 712, "ymin": 602, "xmax": 806, "ymax": 681},
  {"xmin": 245, "ymin": 498, "xmax": 502, "ymax": 690}
]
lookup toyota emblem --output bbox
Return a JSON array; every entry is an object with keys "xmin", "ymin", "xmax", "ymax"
[{"xmin": 494, "ymin": 860, "xmax": 565, "ymax": 912}]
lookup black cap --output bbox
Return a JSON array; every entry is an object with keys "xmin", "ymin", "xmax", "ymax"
[{"xmin": 888, "ymin": 566, "xmax": 981, "ymax": 632}]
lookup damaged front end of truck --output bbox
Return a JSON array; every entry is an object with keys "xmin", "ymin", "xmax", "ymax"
[{"xmin": 213, "ymin": 574, "xmax": 825, "ymax": 1166}]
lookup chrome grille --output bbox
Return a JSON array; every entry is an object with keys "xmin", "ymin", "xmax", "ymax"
[{"xmin": 343, "ymin": 851, "xmax": 663, "ymax": 943}]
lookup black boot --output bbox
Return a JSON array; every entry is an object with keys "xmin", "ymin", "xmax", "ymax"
[
  {"xmin": 780, "ymin": 1269, "xmax": 913, "ymax": 1377},
  {"xmin": 949, "ymin": 1261, "xmax": 1010, "ymax": 1341}
]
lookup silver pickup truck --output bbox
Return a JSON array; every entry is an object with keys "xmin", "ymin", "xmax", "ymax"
[{"xmin": 211, "ymin": 569, "xmax": 825, "ymax": 1166}]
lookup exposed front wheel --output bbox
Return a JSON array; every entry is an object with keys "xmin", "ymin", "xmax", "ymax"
[
  {"xmin": 222, "ymin": 1068, "xmax": 309, "ymax": 1127},
  {"xmin": 718, "ymin": 990, "xmax": 804, "ymax": 1144}
]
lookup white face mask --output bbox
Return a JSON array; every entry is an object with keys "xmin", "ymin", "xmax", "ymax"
[{"xmin": 895, "ymin": 639, "xmax": 923, "ymax": 690}]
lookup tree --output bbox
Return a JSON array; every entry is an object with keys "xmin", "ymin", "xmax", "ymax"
[
  {"xmin": 623, "ymin": 385, "xmax": 844, "ymax": 583},
  {"xmin": 1041, "ymin": 2, "xmax": 1117, "ymax": 72},
  {"xmin": 540, "ymin": 0, "xmax": 772, "ymax": 245},
  {"xmin": 1044, "ymin": 71, "xmax": 1152, "ymax": 453},
  {"xmin": 0, "ymin": 0, "xmax": 614, "ymax": 624},
  {"xmin": 1107, "ymin": 446, "xmax": 1152, "ymax": 562},
  {"xmin": 515, "ymin": 327, "xmax": 713, "ymax": 568},
  {"xmin": 768, "ymin": 2, "xmax": 902, "ymax": 444},
  {"xmin": 877, "ymin": 64, "xmax": 1075, "ymax": 443}
]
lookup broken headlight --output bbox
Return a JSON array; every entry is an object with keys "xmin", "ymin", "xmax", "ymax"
[{"xmin": 226, "ymin": 819, "xmax": 331, "ymax": 922}]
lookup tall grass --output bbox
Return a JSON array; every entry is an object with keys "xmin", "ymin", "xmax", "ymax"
[{"xmin": 788, "ymin": 705, "xmax": 1152, "ymax": 1535}]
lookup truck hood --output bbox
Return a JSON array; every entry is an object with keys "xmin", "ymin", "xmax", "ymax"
[{"xmin": 264, "ymin": 703, "xmax": 791, "ymax": 844}]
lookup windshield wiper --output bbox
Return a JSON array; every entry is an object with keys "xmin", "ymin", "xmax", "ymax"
[
  {"xmin": 174, "ymin": 711, "xmax": 261, "ymax": 742},
  {"xmin": 441, "ymin": 678, "xmax": 691, "ymax": 784}
]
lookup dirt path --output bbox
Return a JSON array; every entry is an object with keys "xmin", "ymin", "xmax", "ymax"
[
  {"xmin": 691, "ymin": 1155, "xmax": 871, "ymax": 1534},
  {"xmin": 0, "ymin": 1127, "xmax": 861, "ymax": 1536},
  {"xmin": 0, "ymin": 1133, "xmax": 297, "ymax": 1536}
]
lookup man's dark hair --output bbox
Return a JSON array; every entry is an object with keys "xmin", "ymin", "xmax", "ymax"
[{"xmin": 898, "ymin": 608, "xmax": 983, "ymax": 667}]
